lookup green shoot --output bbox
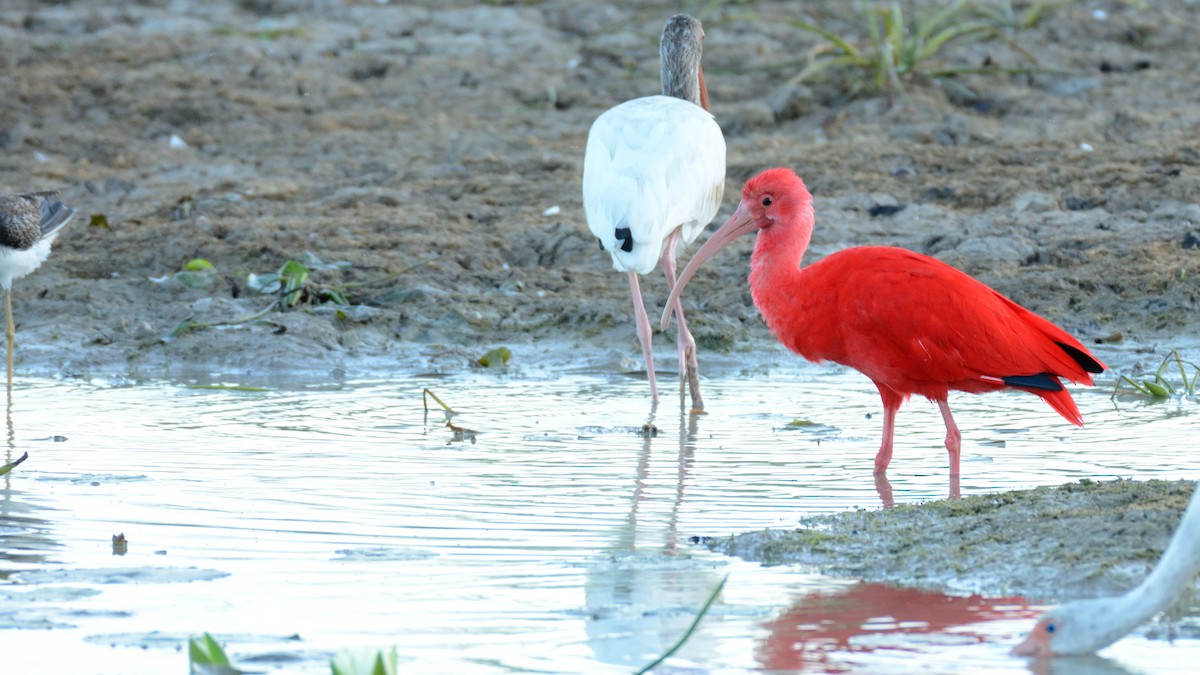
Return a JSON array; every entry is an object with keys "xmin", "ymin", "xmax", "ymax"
[
  {"xmin": 636, "ymin": 574, "xmax": 729, "ymax": 674},
  {"xmin": 0, "ymin": 451, "xmax": 28, "ymax": 476},
  {"xmin": 188, "ymin": 633, "xmax": 244, "ymax": 675},
  {"xmin": 331, "ymin": 647, "xmax": 398, "ymax": 675},
  {"xmin": 1111, "ymin": 350, "xmax": 1200, "ymax": 400}
]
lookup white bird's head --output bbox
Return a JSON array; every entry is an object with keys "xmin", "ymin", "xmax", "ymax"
[{"xmin": 1012, "ymin": 598, "xmax": 1133, "ymax": 658}]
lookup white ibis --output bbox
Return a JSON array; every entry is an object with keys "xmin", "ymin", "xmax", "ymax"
[
  {"xmin": 1012, "ymin": 484, "xmax": 1200, "ymax": 657},
  {"xmin": 582, "ymin": 14, "xmax": 726, "ymax": 411},
  {"xmin": 0, "ymin": 191, "xmax": 75, "ymax": 394}
]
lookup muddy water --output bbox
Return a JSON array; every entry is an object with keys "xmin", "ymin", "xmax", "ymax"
[{"xmin": 1, "ymin": 347, "xmax": 1198, "ymax": 674}]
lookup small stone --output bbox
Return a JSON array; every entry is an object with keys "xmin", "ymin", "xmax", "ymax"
[{"xmin": 1183, "ymin": 232, "xmax": 1200, "ymax": 250}]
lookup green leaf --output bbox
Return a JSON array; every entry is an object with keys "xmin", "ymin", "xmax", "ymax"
[
  {"xmin": 88, "ymin": 213, "xmax": 111, "ymax": 230},
  {"xmin": 477, "ymin": 347, "xmax": 512, "ymax": 369},
  {"xmin": 785, "ymin": 419, "xmax": 815, "ymax": 428},
  {"xmin": 189, "ymin": 633, "xmax": 231, "ymax": 667},
  {"xmin": 0, "ymin": 452, "xmax": 29, "ymax": 476},
  {"xmin": 1143, "ymin": 381, "xmax": 1172, "ymax": 397},
  {"xmin": 183, "ymin": 258, "xmax": 215, "ymax": 272},
  {"xmin": 278, "ymin": 259, "xmax": 310, "ymax": 307},
  {"xmin": 331, "ymin": 647, "xmax": 398, "ymax": 675},
  {"xmin": 176, "ymin": 258, "xmax": 218, "ymax": 289}
]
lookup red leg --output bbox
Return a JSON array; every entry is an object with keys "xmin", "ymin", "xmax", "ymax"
[
  {"xmin": 874, "ymin": 385, "xmax": 902, "ymax": 475},
  {"xmin": 661, "ymin": 230, "xmax": 703, "ymax": 412},
  {"xmin": 628, "ymin": 271, "xmax": 658, "ymax": 403},
  {"xmin": 937, "ymin": 399, "xmax": 962, "ymax": 478}
]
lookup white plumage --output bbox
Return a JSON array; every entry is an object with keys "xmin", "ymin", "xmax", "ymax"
[
  {"xmin": 581, "ymin": 14, "xmax": 726, "ymax": 410},
  {"xmin": 584, "ymin": 95, "xmax": 725, "ymax": 275}
]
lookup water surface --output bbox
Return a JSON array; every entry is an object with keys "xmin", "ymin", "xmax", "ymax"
[{"xmin": 2, "ymin": 350, "xmax": 1198, "ymax": 673}]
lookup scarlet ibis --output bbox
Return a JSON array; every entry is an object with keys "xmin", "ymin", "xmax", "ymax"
[
  {"xmin": 661, "ymin": 168, "xmax": 1104, "ymax": 477},
  {"xmin": 1013, "ymin": 484, "xmax": 1200, "ymax": 656},
  {"xmin": 583, "ymin": 14, "xmax": 725, "ymax": 410},
  {"xmin": 0, "ymin": 191, "xmax": 75, "ymax": 394}
]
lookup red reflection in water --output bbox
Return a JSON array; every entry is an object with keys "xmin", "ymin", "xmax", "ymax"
[{"xmin": 759, "ymin": 583, "xmax": 1040, "ymax": 672}]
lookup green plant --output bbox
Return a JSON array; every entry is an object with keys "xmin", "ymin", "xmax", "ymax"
[
  {"xmin": 1112, "ymin": 350, "xmax": 1200, "ymax": 399},
  {"xmin": 176, "ymin": 258, "xmax": 218, "ymax": 290},
  {"xmin": 786, "ymin": 0, "xmax": 1039, "ymax": 104},
  {"xmin": 331, "ymin": 647, "xmax": 398, "ymax": 675},
  {"xmin": 247, "ymin": 252, "xmax": 351, "ymax": 311},
  {"xmin": 636, "ymin": 574, "xmax": 729, "ymax": 674},
  {"xmin": 0, "ymin": 451, "xmax": 28, "ymax": 477},
  {"xmin": 188, "ymin": 633, "xmax": 244, "ymax": 675}
]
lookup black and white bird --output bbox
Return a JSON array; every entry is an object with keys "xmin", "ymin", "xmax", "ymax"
[
  {"xmin": 0, "ymin": 191, "xmax": 75, "ymax": 393},
  {"xmin": 583, "ymin": 14, "xmax": 725, "ymax": 411}
]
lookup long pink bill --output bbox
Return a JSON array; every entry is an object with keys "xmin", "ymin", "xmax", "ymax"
[
  {"xmin": 698, "ymin": 63, "xmax": 711, "ymax": 112},
  {"xmin": 660, "ymin": 200, "xmax": 757, "ymax": 331}
]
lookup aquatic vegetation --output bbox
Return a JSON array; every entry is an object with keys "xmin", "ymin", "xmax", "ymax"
[
  {"xmin": 0, "ymin": 451, "xmax": 28, "ymax": 476},
  {"xmin": 247, "ymin": 253, "xmax": 351, "ymax": 310},
  {"xmin": 188, "ymin": 633, "xmax": 240, "ymax": 675},
  {"xmin": 331, "ymin": 647, "xmax": 398, "ymax": 675},
  {"xmin": 1111, "ymin": 350, "xmax": 1200, "ymax": 399},
  {"xmin": 190, "ymin": 633, "xmax": 399, "ymax": 675},
  {"xmin": 636, "ymin": 574, "xmax": 729, "ymax": 674},
  {"xmin": 476, "ymin": 346, "xmax": 512, "ymax": 369}
]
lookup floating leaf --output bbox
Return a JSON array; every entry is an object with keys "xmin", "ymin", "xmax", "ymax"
[
  {"xmin": 785, "ymin": 418, "xmax": 815, "ymax": 427},
  {"xmin": 477, "ymin": 347, "xmax": 512, "ymax": 369}
]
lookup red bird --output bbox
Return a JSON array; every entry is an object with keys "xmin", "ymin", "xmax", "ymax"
[{"xmin": 662, "ymin": 168, "xmax": 1104, "ymax": 479}]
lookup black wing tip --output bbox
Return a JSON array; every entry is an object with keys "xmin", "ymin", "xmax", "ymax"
[
  {"xmin": 1002, "ymin": 373, "xmax": 1064, "ymax": 392},
  {"xmin": 1055, "ymin": 341, "xmax": 1105, "ymax": 374}
]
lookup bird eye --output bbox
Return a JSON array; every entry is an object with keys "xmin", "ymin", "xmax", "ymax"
[
  {"xmin": 1045, "ymin": 622, "xmax": 1056, "ymax": 634},
  {"xmin": 762, "ymin": 196, "xmax": 773, "ymax": 207}
]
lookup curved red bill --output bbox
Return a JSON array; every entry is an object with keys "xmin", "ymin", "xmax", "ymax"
[{"xmin": 660, "ymin": 200, "xmax": 757, "ymax": 331}]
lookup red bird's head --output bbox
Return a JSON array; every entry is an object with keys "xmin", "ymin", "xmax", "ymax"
[
  {"xmin": 738, "ymin": 167, "xmax": 814, "ymax": 232},
  {"xmin": 659, "ymin": 167, "xmax": 816, "ymax": 332}
]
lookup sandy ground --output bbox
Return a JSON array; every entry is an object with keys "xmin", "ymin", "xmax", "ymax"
[
  {"xmin": 1, "ymin": 0, "xmax": 1197, "ymax": 379},
  {"xmin": 2, "ymin": 0, "xmax": 1199, "ymax": 612}
]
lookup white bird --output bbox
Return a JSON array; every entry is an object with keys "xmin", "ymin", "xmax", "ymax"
[
  {"xmin": 1012, "ymin": 484, "xmax": 1200, "ymax": 657},
  {"xmin": 582, "ymin": 14, "xmax": 725, "ymax": 411},
  {"xmin": 0, "ymin": 191, "xmax": 75, "ymax": 394}
]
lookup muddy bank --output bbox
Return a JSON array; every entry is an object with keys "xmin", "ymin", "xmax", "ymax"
[
  {"xmin": 0, "ymin": 1, "xmax": 1196, "ymax": 381},
  {"xmin": 710, "ymin": 479, "xmax": 1199, "ymax": 613}
]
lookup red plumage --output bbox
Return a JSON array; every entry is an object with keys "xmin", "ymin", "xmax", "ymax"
[{"xmin": 664, "ymin": 167, "xmax": 1104, "ymax": 479}]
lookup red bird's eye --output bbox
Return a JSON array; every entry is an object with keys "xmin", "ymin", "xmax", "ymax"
[{"xmin": 762, "ymin": 196, "xmax": 773, "ymax": 207}]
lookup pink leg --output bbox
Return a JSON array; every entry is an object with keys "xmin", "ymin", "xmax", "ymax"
[
  {"xmin": 937, "ymin": 399, "xmax": 962, "ymax": 478},
  {"xmin": 874, "ymin": 387, "xmax": 902, "ymax": 475},
  {"xmin": 628, "ymin": 272, "xmax": 658, "ymax": 403},
  {"xmin": 661, "ymin": 230, "xmax": 703, "ymax": 412}
]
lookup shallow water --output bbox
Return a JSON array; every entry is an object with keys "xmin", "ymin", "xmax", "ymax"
[{"xmin": 2, "ymin": 346, "xmax": 1198, "ymax": 674}]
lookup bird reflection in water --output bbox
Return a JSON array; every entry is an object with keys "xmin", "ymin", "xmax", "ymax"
[{"xmin": 758, "ymin": 583, "xmax": 1038, "ymax": 671}]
